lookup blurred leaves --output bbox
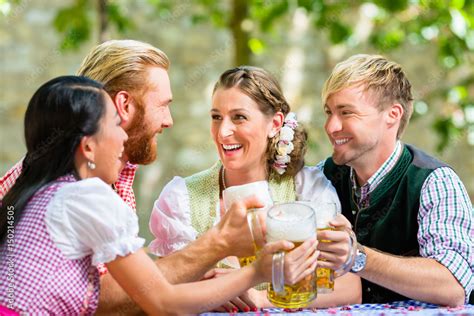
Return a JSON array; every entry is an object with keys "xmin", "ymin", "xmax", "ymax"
[{"xmin": 4, "ymin": 0, "xmax": 474, "ymax": 151}]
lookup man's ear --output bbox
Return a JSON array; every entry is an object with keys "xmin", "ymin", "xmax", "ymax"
[
  {"xmin": 114, "ymin": 91, "xmax": 134, "ymax": 126},
  {"xmin": 269, "ymin": 111, "xmax": 285, "ymax": 138},
  {"xmin": 386, "ymin": 103, "xmax": 403, "ymax": 128},
  {"xmin": 78, "ymin": 136, "xmax": 96, "ymax": 163}
]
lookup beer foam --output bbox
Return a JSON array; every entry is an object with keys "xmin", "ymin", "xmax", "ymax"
[
  {"xmin": 223, "ymin": 181, "xmax": 272, "ymax": 210},
  {"xmin": 266, "ymin": 203, "xmax": 316, "ymax": 242},
  {"xmin": 313, "ymin": 204, "xmax": 338, "ymax": 229}
]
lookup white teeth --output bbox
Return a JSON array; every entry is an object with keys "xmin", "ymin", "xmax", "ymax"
[
  {"xmin": 335, "ymin": 138, "xmax": 349, "ymax": 145},
  {"xmin": 222, "ymin": 144, "xmax": 243, "ymax": 150}
]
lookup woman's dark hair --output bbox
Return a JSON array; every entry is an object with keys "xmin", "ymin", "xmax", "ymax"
[{"xmin": 1, "ymin": 76, "xmax": 107, "ymax": 242}]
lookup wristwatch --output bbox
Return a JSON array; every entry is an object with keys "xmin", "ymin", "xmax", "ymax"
[{"xmin": 350, "ymin": 243, "xmax": 367, "ymax": 273}]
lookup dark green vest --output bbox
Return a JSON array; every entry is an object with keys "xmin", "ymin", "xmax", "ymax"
[{"xmin": 323, "ymin": 144, "xmax": 448, "ymax": 303}]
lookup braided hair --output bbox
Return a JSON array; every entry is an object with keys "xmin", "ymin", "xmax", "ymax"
[{"xmin": 213, "ymin": 66, "xmax": 307, "ymax": 178}]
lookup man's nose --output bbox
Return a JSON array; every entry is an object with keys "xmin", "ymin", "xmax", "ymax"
[
  {"xmin": 162, "ymin": 106, "xmax": 173, "ymax": 128},
  {"xmin": 325, "ymin": 114, "xmax": 342, "ymax": 135}
]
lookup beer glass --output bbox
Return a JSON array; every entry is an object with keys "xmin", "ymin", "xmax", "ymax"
[
  {"xmin": 266, "ymin": 202, "xmax": 317, "ymax": 308},
  {"xmin": 222, "ymin": 181, "xmax": 272, "ymax": 267},
  {"xmin": 313, "ymin": 202, "xmax": 338, "ymax": 293}
]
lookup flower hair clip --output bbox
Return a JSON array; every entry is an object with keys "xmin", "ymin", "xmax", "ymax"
[{"xmin": 273, "ymin": 112, "xmax": 298, "ymax": 175}]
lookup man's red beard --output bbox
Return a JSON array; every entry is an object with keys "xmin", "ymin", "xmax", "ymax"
[{"xmin": 124, "ymin": 104, "xmax": 157, "ymax": 165}]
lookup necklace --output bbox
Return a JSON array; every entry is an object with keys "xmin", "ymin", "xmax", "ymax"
[{"xmin": 221, "ymin": 166, "xmax": 227, "ymax": 190}]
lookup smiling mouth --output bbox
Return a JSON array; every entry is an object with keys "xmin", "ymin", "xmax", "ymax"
[
  {"xmin": 334, "ymin": 138, "xmax": 350, "ymax": 146},
  {"xmin": 222, "ymin": 144, "xmax": 243, "ymax": 152}
]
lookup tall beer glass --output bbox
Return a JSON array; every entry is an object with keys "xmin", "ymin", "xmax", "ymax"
[
  {"xmin": 266, "ymin": 202, "xmax": 317, "ymax": 308},
  {"xmin": 314, "ymin": 202, "xmax": 338, "ymax": 293},
  {"xmin": 223, "ymin": 181, "xmax": 272, "ymax": 267}
]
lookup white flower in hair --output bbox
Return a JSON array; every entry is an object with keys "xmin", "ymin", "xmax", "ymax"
[
  {"xmin": 277, "ymin": 140, "xmax": 294, "ymax": 156},
  {"xmin": 279, "ymin": 126, "xmax": 295, "ymax": 142},
  {"xmin": 272, "ymin": 112, "xmax": 298, "ymax": 175},
  {"xmin": 275, "ymin": 154, "xmax": 291, "ymax": 164}
]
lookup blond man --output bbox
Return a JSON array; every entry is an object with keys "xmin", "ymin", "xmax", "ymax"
[
  {"xmin": 0, "ymin": 40, "xmax": 260, "ymax": 314},
  {"xmin": 319, "ymin": 54, "xmax": 473, "ymax": 306}
]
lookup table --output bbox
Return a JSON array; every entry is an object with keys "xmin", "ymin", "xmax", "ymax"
[{"xmin": 200, "ymin": 300, "xmax": 474, "ymax": 315}]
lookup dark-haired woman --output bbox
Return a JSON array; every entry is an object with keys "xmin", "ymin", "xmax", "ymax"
[
  {"xmin": 149, "ymin": 66, "xmax": 361, "ymax": 309},
  {"xmin": 0, "ymin": 76, "xmax": 318, "ymax": 315}
]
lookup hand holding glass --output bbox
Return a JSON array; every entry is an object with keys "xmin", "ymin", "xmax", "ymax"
[
  {"xmin": 266, "ymin": 202, "xmax": 318, "ymax": 308},
  {"xmin": 222, "ymin": 181, "xmax": 272, "ymax": 267}
]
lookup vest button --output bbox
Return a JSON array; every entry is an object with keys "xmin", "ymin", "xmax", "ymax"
[{"xmin": 367, "ymin": 287, "xmax": 371, "ymax": 292}]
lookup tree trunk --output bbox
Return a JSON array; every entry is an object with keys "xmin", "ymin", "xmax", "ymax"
[
  {"xmin": 98, "ymin": 0, "xmax": 108, "ymax": 43},
  {"xmin": 230, "ymin": 0, "xmax": 251, "ymax": 66}
]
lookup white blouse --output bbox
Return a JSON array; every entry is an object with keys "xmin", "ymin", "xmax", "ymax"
[
  {"xmin": 45, "ymin": 178, "xmax": 145, "ymax": 266},
  {"xmin": 148, "ymin": 166, "xmax": 341, "ymax": 257}
]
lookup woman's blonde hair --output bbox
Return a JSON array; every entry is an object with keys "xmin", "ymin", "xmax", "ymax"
[
  {"xmin": 213, "ymin": 66, "xmax": 307, "ymax": 178},
  {"xmin": 77, "ymin": 39, "xmax": 169, "ymax": 99},
  {"xmin": 322, "ymin": 54, "xmax": 413, "ymax": 138}
]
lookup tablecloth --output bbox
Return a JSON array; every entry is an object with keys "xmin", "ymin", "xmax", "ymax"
[{"xmin": 200, "ymin": 300, "xmax": 474, "ymax": 315}]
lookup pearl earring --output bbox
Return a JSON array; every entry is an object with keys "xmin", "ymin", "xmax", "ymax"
[{"xmin": 87, "ymin": 161, "xmax": 96, "ymax": 170}]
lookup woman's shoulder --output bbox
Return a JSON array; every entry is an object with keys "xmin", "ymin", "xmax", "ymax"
[
  {"xmin": 50, "ymin": 177, "xmax": 127, "ymax": 215},
  {"xmin": 184, "ymin": 161, "xmax": 221, "ymax": 185},
  {"xmin": 295, "ymin": 165, "xmax": 336, "ymax": 198},
  {"xmin": 296, "ymin": 165, "xmax": 329, "ymax": 184},
  {"xmin": 56, "ymin": 177, "xmax": 117, "ymax": 198}
]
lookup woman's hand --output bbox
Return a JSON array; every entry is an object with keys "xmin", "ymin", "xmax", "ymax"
[
  {"xmin": 202, "ymin": 268, "xmax": 258, "ymax": 313},
  {"xmin": 253, "ymin": 237, "xmax": 319, "ymax": 285}
]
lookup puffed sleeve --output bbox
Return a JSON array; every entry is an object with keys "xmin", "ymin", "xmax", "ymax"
[
  {"xmin": 148, "ymin": 176, "xmax": 197, "ymax": 257},
  {"xmin": 45, "ymin": 178, "xmax": 145, "ymax": 266},
  {"xmin": 295, "ymin": 166, "xmax": 342, "ymax": 212}
]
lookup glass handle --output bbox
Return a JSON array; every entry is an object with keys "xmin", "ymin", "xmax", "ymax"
[
  {"xmin": 272, "ymin": 252, "xmax": 286, "ymax": 294},
  {"xmin": 334, "ymin": 227, "xmax": 357, "ymax": 277},
  {"xmin": 247, "ymin": 209, "xmax": 265, "ymax": 252}
]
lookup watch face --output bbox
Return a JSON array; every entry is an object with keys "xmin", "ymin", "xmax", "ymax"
[{"xmin": 351, "ymin": 249, "xmax": 367, "ymax": 272}]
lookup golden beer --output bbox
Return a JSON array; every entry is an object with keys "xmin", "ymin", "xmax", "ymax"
[
  {"xmin": 316, "ymin": 227, "xmax": 336, "ymax": 293},
  {"xmin": 238, "ymin": 209, "xmax": 265, "ymax": 267},
  {"xmin": 266, "ymin": 203, "xmax": 317, "ymax": 308},
  {"xmin": 267, "ymin": 242, "xmax": 317, "ymax": 308},
  {"xmin": 314, "ymin": 203, "xmax": 338, "ymax": 293}
]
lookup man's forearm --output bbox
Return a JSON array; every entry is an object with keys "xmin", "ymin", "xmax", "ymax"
[
  {"xmin": 156, "ymin": 226, "xmax": 228, "ymax": 284},
  {"xmin": 358, "ymin": 247, "xmax": 465, "ymax": 306},
  {"xmin": 96, "ymin": 273, "xmax": 144, "ymax": 315}
]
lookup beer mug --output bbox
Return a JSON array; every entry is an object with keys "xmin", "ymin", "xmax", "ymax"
[
  {"xmin": 222, "ymin": 181, "xmax": 272, "ymax": 267},
  {"xmin": 310, "ymin": 201, "xmax": 356, "ymax": 293},
  {"xmin": 266, "ymin": 202, "xmax": 317, "ymax": 308}
]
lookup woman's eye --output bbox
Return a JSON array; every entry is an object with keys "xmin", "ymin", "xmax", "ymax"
[
  {"xmin": 211, "ymin": 115, "xmax": 222, "ymax": 120},
  {"xmin": 234, "ymin": 114, "xmax": 246, "ymax": 120}
]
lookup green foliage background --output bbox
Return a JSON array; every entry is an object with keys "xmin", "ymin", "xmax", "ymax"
[{"xmin": 1, "ymin": 0, "xmax": 473, "ymax": 242}]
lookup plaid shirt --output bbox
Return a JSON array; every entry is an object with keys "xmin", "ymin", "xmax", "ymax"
[
  {"xmin": 0, "ymin": 159, "xmax": 138, "ymax": 276},
  {"xmin": 0, "ymin": 175, "xmax": 100, "ymax": 314},
  {"xmin": 319, "ymin": 141, "xmax": 473, "ymax": 301}
]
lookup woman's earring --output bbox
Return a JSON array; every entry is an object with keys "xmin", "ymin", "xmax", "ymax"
[
  {"xmin": 268, "ymin": 132, "xmax": 276, "ymax": 138},
  {"xmin": 87, "ymin": 161, "xmax": 96, "ymax": 170}
]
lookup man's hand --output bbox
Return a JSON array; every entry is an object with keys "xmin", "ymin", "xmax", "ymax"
[
  {"xmin": 215, "ymin": 196, "xmax": 265, "ymax": 258},
  {"xmin": 317, "ymin": 214, "xmax": 355, "ymax": 272}
]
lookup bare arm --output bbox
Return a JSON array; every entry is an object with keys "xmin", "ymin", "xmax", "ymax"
[
  {"xmin": 358, "ymin": 247, "xmax": 465, "ymax": 306},
  {"xmin": 97, "ymin": 197, "xmax": 269, "ymax": 312},
  {"xmin": 106, "ymin": 237, "xmax": 316, "ymax": 315},
  {"xmin": 96, "ymin": 226, "xmax": 236, "ymax": 314}
]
